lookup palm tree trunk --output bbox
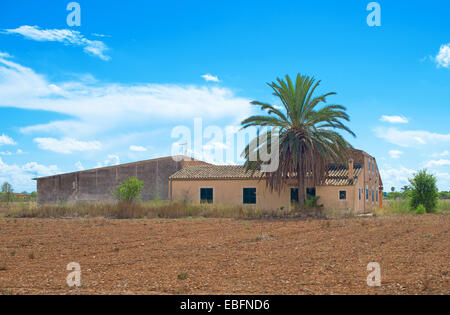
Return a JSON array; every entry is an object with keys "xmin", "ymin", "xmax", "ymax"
[{"xmin": 298, "ymin": 171, "xmax": 306, "ymax": 206}]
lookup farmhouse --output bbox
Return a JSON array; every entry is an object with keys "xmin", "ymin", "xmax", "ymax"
[
  {"xmin": 34, "ymin": 149, "xmax": 382, "ymax": 213},
  {"xmin": 169, "ymin": 149, "xmax": 383, "ymax": 213}
]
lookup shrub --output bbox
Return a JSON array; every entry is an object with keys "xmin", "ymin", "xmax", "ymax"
[
  {"xmin": 408, "ymin": 170, "xmax": 439, "ymax": 213},
  {"xmin": 111, "ymin": 177, "xmax": 144, "ymax": 202},
  {"xmin": 414, "ymin": 204, "xmax": 426, "ymax": 215},
  {"xmin": 304, "ymin": 196, "xmax": 323, "ymax": 209}
]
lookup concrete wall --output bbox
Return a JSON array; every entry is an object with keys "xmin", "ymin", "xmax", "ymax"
[{"xmin": 36, "ymin": 157, "xmax": 188, "ymax": 204}]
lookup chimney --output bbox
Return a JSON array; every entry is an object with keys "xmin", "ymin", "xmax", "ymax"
[{"xmin": 348, "ymin": 158, "xmax": 354, "ymax": 180}]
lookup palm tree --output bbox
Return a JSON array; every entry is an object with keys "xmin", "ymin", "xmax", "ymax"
[{"xmin": 241, "ymin": 74, "xmax": 355, "ymax": 204}]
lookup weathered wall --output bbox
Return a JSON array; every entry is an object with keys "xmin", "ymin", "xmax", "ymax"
[
  {"xmin": 170, "ymin": 178, "xmax": 361, "ymax": 212},
  {"xmin": 170, "ymin": 178, "xmax": 293, "ymax": 211},
  {"xmin": 315, "ymin": 185, "xmax": 356, "ymax": 213},
  {"xmin": 36, "ymin": 157, "xmax": 189, "ymax": 204},
  {"xmin": 361, "ymin": 153, "xmax": 382, "ymax": 212}
]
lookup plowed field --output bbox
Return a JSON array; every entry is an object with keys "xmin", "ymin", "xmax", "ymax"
[{"xmin": 0, "ymin": 214, "xmax": 448, "ymax": 294}]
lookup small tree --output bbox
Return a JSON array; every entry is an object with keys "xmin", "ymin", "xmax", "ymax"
[
  {"xmin": 1, "ymin": 182, "xmax": 14, "ymax": 203},
  {"xmin": 111, "ymin": 177, "xmax": 144, "ymax": 202},
  {"xmin": 409, "ymin": 169, "xmax": 438, "ymax": 213}
]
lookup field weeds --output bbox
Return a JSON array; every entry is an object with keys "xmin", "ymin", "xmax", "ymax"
[
  {"xmin": 1, "ymin": 199, "xmax": 448, "ymax": 220},
  {"xmin": 0, "ymin": 201, "xmax": 272, "ymax": 219},
  {"xmin": 374, "ymin": 199, "xmax": 450, "ymax": 216}
]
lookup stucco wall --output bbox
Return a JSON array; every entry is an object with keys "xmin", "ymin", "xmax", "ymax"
[
  {"xmin": 315, "ymin": 185, "xmax": 356, "ymax": 213},
  {"xmin": 170, "ymin": 179, "xmax": 292, "ymax": 211},
  {"xmin": 170, "ymin": 178, "xmax": 363, "ymax": 212},
  {"xmin": 36, "ymin": 157, "xmax": 186, "ymax": 204}
]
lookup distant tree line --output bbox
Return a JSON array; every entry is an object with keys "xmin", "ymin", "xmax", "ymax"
[
  {"xmin": 385, "ymin": 185, "xmax": 449, "ymax": 200},
  {"xmin": 0, "ymin": 182, "xmax": 36, "ymax": 203}
]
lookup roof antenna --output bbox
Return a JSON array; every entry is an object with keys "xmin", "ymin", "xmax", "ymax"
[{"xmin": 179, "ymin": 142, "xmax": 188, "ymax": 156}]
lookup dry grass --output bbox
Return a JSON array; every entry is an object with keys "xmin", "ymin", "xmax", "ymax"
[
  {"xmin": 0, "ymin": 201, "xmax": 266, "ymax": 219},
  {"xmin": 0, "ymin": 201, "xmax": 341, "ymax": 220},
  {"xmin": 437, "ymin": 199, "xmax": 450, "ymax": 212},
  {"xmin": 1, "ymin": 198, "xmax": 447, "ymax": 220},
  {"xmin": 374, "ymin": 199, "xmax": 450, "ymax": 216}
]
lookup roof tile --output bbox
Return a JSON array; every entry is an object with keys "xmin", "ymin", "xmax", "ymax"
[{"xmin": 170, "ymin": 164, "xmax": 362, "ymax": 186}]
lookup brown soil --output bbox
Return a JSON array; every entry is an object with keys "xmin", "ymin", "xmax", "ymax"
[{"xmin": 0, "ymin": 214, "xmax": 448, "ymax": 295}]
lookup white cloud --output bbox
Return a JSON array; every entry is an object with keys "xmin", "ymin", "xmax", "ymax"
[
  {"xmin": 75, "ymin": 161, "xmax": 84, "ymax": 170},
  {"xmin": 380, "ymin": 115, "xmax": 408, "ymax": 124},
  {"xmin": 379, "ymin": 165, "xmax": 416, "ymax": 190},
  {"xmin": 129, "ymin": 145, "xmax": 147, "ymax": 152},
  {"xmin": 22, "ymin": 162, "xmax": 59, "ymax": 175},
  {"xmin": 0, "ymin": 134, "xmax": 17, "ymax": 146},
  {"xmin": 425, "ymin": 159, "xmax": 450, "ymax": 168},
  {"xmin": 388, "ymin": 150, "xmax": 403, "ymax": 159},
  {"xmin": 3, "ymin": 25, "xmax": 110, "ymax": 61},
  {"xmin": 91, "ymin": 33, "xmax": 111, "ymax": 38},
  {"xmin": 34, "ymin": 137, "xmax": 102, "ymax": 154},
  {"xmin": 431, "ymin": 150, "xmax": 449, "ymax": 158},
  {"xmin": 201, "ymin": 74, "xmax": 220, "ymax": 82},
  {"xmin": 374, "ymin": 127, "xmax": 450, "ymax": 147},
  {"xmin": 435, "ymin": 43, "xmax": 450, "ymax": 68},
  {"xmin": 0, "ymin": 157, "xmax": 58, "ymax": 191},
  {"xmin": 0, "ymin": 149, "xmax": 26, "ymax": 156},
  {"xmin": 0, "ymin": 53, "xmax": 251, "ymax": 139},
  {"xmin": 203, "ymin": 141, "xmax": 229, "ymax": 151},
  {"xmin": 95, "ymin": 154, "xmax": 120, "ymax": 168}
]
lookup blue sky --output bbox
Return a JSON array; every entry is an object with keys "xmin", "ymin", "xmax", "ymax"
[{"xmin": 0, "ymin": 0, "xmax": 449, "ymax": 192}]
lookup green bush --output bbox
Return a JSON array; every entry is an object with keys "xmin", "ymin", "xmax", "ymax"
[
  {"xmin": 408, "ymin": 169, "xmax": 438, "ymax": 213},
  {"xmin": 111, "ymin": 177, "xmax": 144, "ymax": 202},
  {"xmin": 414, "ymin": 204, "xmax": 426, "ymax": 215}
]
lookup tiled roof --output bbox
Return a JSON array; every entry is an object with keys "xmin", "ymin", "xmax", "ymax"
[
  {"xmin": 169, "ymin": 165, "xmax": 263, "ymax": 180},
  {"xmin": 323, "ymin": 165, "xmax": 362, "ymax": 186},
  {"xmin": 170, "ymin": 164, "xmax": 363, "ymax": 186}
]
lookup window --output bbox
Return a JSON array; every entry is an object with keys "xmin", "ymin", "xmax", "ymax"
[
  {"xmin": 200, "ymin": 188, "xmax": 213, "ymax": 204},
  {"xmin": 243, "ymin": 188, "xmax": 256, "ymax": 204},
  {"xmin": 359, "ymin": 188, "xmax": 361, "ymax": 200},
  {"xmin": 366, "ymin": 187, "xmax": 369, "ymax": 201},
  {"xmin": 372, "ymin": 188, "xmax": 374, "ymax": 202},
  {"xmin": 339, "ymin": 190, "xmax": 347, "ymax": 200},
  {"xmin": 291, "ymin": 188, "xmax": 299, "ymax": 203},
  {"xmin": 306, "ymin": 187, "xmax": 316, "ymax": 198},
  {"xmin": 376, "ymin": 190, "xmax": 378, "ymax": 202}
]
